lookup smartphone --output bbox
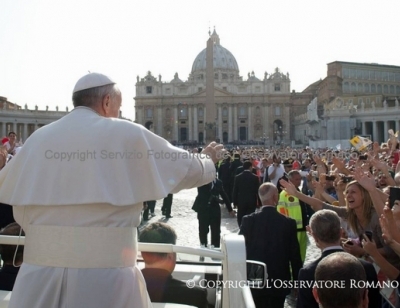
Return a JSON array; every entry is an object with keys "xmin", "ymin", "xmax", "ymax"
[
  {"xmin": 389, "ymin": 187, "xmax": 400, "ymax": 209},
  {"xmin": 311, "ymin": 171, "xmax": 318, "ymax": 177},
  {"xmin": 359, "ymin": 154, "xmax": 367, "ymax": 160},
  {"xmin": 326, "ymin": 175, "xmax": 335, "ymax": 181},
  {"xmin": 342, "ymin": 176, "xmax": 353, "ymax": 183},
  {"xmin": 364, "ymin": 231, "xmax": 373, "ymax": 241}
]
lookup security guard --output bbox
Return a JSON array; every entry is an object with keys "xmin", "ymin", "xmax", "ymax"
[
  {"xmin": 278, "ymin": 170, "xmax": 309, "ymax": 261},
  {"xmin": 192, "ymin": 178, "xmax": 235, "ymax": 248}
]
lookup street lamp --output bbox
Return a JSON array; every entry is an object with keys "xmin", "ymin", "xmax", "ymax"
[
  {"xmin": 260, "ymin": 132, "xmax": 268, "ymax": 148},
  {"xmin": 274, "ymin": 126, "xmax": 287, "ymax": 145}
]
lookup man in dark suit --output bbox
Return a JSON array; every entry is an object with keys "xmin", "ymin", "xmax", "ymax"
[
  {"xmin": 240, "ymin": 183, "xmax": 302, "ymax": 308},
  {"xmin": 233, "ymin": 161, "xmax": 260, "ymax": 227},
  {"xmin": 296, "ymin": 209, "xmax": 380, "ymax": 308},
  {"xmin": 192, "ymin": 178, "xmax": 235, "ymax": 247},
  {"xmin": 217, "ymin": 156, "xmax": 232, "ymax": 203},
  {"xmin": 139, "ymin": 222, "xmax": 208, "ymax": 308}
]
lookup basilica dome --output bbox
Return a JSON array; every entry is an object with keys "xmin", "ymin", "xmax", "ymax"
[{"xmin": 191, "ymin": 29, "xmax": 239, "ymax": 73}]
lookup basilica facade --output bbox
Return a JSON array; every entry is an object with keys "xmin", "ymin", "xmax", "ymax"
[{"xmin": 134, "ymin": 29, "xmax": 311, "ymax": 146}]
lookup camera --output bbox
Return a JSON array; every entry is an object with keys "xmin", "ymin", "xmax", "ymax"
[
  {"xmin": 326, "ymin": 175, "xmax": 335, "ymax": 181},
  {"xmin": 359, "ymin": 154, "xmax": 367, "ymax": 160}
]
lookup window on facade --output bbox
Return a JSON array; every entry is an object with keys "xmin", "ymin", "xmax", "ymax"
[
  {"xmin": 198, "ymin": 87, "xmax": 203, "ymax": 92},
  {"xmin": 255, "ymin": 86, "xmax": 261, "ymax": 93},
  {"xmin": 222, "ymin": 73, "xmax": 228, "ymax": 79},
  {"xmin": 165, "ymin": 88, "xmax": 171, "ymax": 95},
  {"xmin": 396, "ymin": 73, "xmax": 400, "ymax": 82},
  {"xmin": 146, "ymin": 108, "xmax": 153, "ymax": 118},
  {"xmin": 369, "ymin": 70, "xmax": 375, "ymax": 80},
  {"xmin": 274, "ymin": 84, "xmax": 281, "ymax": 91},
  {"xmin": 198, "ymin": 108, "xmax": 204, "ymax": 117},
  {"xmin": 350, "ymin": 69, "xmax": 356, "ymax": 79},
  {"xmin": 397, "ymin": 86, "xmax": 400, "ymax": 95},
  {"xmin": 390, "ymin": 85, "xmax": 395, "ymax": 94},
  {"xmin": 179, "ymin": 106, "xmax": 187, "ymax": 118},
  {"xmin": 214, "ymin": 73, "xmax": 219, "ymax": 79},
  {"xmin": 357, "ymin": 70, "xmax": 363, "ymax": 79},
  {"xmin": 382, "ymin": 72, "xmax": 388, "ymax": 81},
  {"xmin": 364, "ymin": 84, "xmax": 369, "ymax": 93},
  {"xmin": 222, "ymin": 107, "xmax": 228, "ymax": 117},
  {"xmin": 363, "ymin": 70, "xmax": 369, "ymax": 79},
  {"xmin": 146, "ymin": 86, "xmax": 152, "ymax": 94},
  {"xmin": 343, "ymin": 82, "xmax": 350, "ymax": 93},
  {"xmin": 239, "ymin": 107, "xmax": 246, "ymax": 116},
  {"xmin": 377, "ymin": 84, "xmax": 382, "ymax": 93},
  {"xmin": 371, "ymin": 84, "xmax": 376, "ymax": 93},
  {"xmin": 275, "ymin": 106, "xmax": 281, "ymax": 116},
  {"xmin": 358, "ymin": 83, "xmax": 363, "ymax": 93},
  {"xmin": 376, "ymin": 71, "xmax": 381, "ymax": 80},
  {"xmin": 343, "ymin": 68, "xmax": 349, "ymax": 78},
  {"xmin": 351, "ymin": 82, "xmax": 356, "ymax": 93},
  {"xmin": 389, "ymin": 72, "xmax": 395, "ymax": 81},
  {"xmin": 384, "ymin": 85, "xmax": 388, "ymax": 93}
]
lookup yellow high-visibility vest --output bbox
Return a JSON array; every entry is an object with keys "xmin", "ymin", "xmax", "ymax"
[{"xmin": 278, "ymin": 190, "xmax": 304, "ymax": 230}]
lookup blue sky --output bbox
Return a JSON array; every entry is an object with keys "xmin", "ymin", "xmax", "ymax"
[{"xmin": 1, "ymin": 0, "xmax": 399, "ymax": 120}]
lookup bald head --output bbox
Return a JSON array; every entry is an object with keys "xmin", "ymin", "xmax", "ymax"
[{"xmin": 258, "ymin": 183, "xmax": 278, "ymax": 206}]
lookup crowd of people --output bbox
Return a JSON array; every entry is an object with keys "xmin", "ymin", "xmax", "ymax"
[{"xmin": 1, "ymin": 71, "xmax": 400, "ymax": 308}]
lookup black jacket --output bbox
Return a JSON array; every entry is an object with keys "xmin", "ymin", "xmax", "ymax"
[
  {"xmin": 142, "ymin": 268, "xmax": 208, "ymax": 308},
  {"xmin": 192, "ymin": 179, "xmax": 232, "ymax": 213},
  {"xmin": 296, "ymin": 248, "xmax": 381, "ymax": 308},
  {"xmin": 239, "ymin": 206, "xmax": 303, "ymax": 297},
  {"xmin": 232, "ymin": 170, "xmax": 260, "ymax": 207}
]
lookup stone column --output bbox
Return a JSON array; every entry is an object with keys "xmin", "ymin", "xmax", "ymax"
[
  {"xmin": 233, "ymin": 106, "xmax": 237, "ymax": 140},
  {"xmin": 188, "ymin": 105, "xmax": 192, "ymax": 140},
  {"xmin": 228, "ymin": 105, "xmax": 233, "ymax": 142},
  {"xmin": 23, "ymin": 123, "xmax": 28, "ymax": 141},
  {"xmin": 372, "ymin": 121, "xmax": 377, "ymax": 142},
  {"xmin": 361, "ymin": 121, "xmax": 366, "ymax": 135},
  {"xmin": 174, "ymin": 106, "xmax": 179, "ymax": 141},
  {"xmin": 384, "ymin": 121, "xmax": 388, "ymax": 142},
  {"xmin": 157, "ymin": 106, "xmax": 163, "ymax": 136},
  {"xmin": 137, "ymin": 107, "xmax": 143, "ymax": 125},
  {"xmin": 1, "ymin": 123, "xmax": 5, "ymax": 137},
  {"xmin": 218, "ymin": 105, "xmax": 222, "ymax": 141},
  {"xmin": 396, "ymin": 120, "xmax": 400, "ymax": 133},
  {"xmin": 193, "ymin": 106, "xmax": 198, "ymax": 142},
  {"xmin": 248, "ymin": 104, "xmax": 252, "ymax": 140}
]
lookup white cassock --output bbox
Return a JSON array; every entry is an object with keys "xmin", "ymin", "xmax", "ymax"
[{"xmin": 0, "ymin": 107, "xmax": 216, "ymax": 308}]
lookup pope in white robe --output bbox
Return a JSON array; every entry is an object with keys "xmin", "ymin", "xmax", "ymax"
[{"xmin": 0, "ymin": 73, "xmax": 221, "ymax": 308}]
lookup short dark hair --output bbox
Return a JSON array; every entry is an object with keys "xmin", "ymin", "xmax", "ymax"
[
  {"xmin": 243, "ymin": 161, "xmax": 252, "ymax": 169},
  {"xmin": 8, "ymin": 132, "xmax": 16, "ymax": 136},
  {"xmin": 310, "ymin": 210, "xmax": 341, "ymax": 244},
  {"xmin": 139, "ymin": 222, "xmax": 177, "ymax": 261},
  {"xmin": 315, "ymin": 252, "xmax": 367, "ymax": 308},
  {"xmin": 0, "ymin": 222, "xmax": 25, "ymax": 263}
]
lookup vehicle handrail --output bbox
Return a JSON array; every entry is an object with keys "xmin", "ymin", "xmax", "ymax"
[
  {"xmin": 0, "ymin": 235, "xmax": 24, "ymax": 245},
  {"xmin": 139, "ymin": 243, "xmax": 224, "ymax": 259},
  {"xmin": 0, "ymin": 236, "xmax": 224, "ymax": 259}
]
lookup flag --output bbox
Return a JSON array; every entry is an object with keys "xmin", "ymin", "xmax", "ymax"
[{"xmin": 349, "ymin": 136, "xmax": 372, "ymax": 151}]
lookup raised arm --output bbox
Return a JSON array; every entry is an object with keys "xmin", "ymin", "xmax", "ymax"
[{"xmin": 279, "ymin": 179, "xmax": 324, "ymax": 211}]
